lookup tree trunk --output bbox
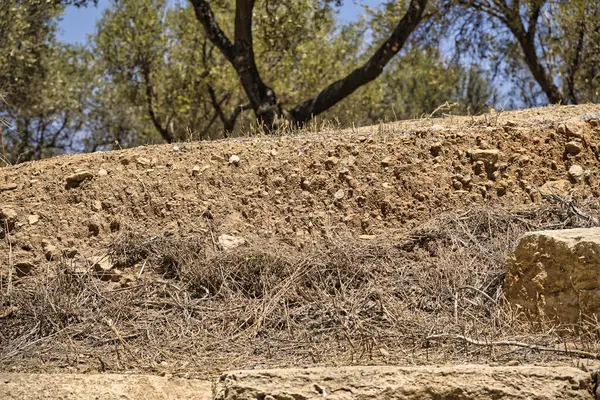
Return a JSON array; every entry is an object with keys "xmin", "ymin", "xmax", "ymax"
[{"xmin": 191, "ymin": 0, "xmax": 428, "ymax": 131}]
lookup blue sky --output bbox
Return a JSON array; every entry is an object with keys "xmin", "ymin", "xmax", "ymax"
[{"xmin": 58, "ymin": 0, "xmax": 383, "ymax": 44}]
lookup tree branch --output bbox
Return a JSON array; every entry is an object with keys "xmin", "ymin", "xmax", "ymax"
[
  {"xmin": 290, "ymin": 0, "xmax": 429, "ymax": 124},
  {"xmin": 566, "ymin": 24, "xmax": 585, "ymax": 105},
  {"xmin": 427, "ymin": 333, "xmax": 600, "ymax": 360},
  {"xmin": 189, "ymin": 0, "xmax": 235, "ymax": 63},
  {"xmin": 140, "ymin": 65, "xmax": 174, "ymax": 143}
]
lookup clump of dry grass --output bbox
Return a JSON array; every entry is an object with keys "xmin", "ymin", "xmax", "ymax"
[{"xmin": 1, "ymin": 201, "xmax": 599, "ymax": 374}]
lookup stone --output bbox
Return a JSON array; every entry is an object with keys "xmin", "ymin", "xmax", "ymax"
[
  {"xmin": 90, "ymin": 256, "xmax": 113, "ymax": 272},
  {"xmin": 557, "ymin": 117, "xmax": 590, "ymax": 141},
  {"xmin": 98, "ymin": 169, "xmax": 108, "ymax": 177},
  {"xmin": 213, "ymin": 365, "xmax": 593, "ymax": 400},
  {"xmin": 90, "ymin": 256, "xmax": 121, "ymax": 282},
  {"xmin": 0, "ymin": 207, "xmax": 18, "ymax": 227},
  {"xmin": 333, "ymin": 189, "xmax": 345, "ymax": 201},
  {"xmin": 565, "ymin": 140, "xmax": 583, "ymax": 155},
  {"xmin": 0, "ymin": 183, "xmax": 18, "ymax": 191},
  {"xmin": 539, "ymin": 179, "xmax": 572, "ymax": 197},
  {"xmin": 191, "ymin": 165, "xmax": 201, "ymax": 176},
  {"xmin": 229, "ymin": 155, "xmax": 241, "ymax": 165},
  {"xmin": 65, "ymin": 170, "xmax": 93, "ymax": 189},
  {"xmin": 505, "ymin": 227, "xmax": 600, "ymax": 324},
  {"xmin": 218, "ymin": 234, "xmax": 246, "ymax": 251},
  {"xmin": 324, "ymin": 156, "xmax": 339, "ymax": 169},
  {"xmin": 568, "ymin": 164, "xmax": 585, "ymax": 181},
  {"xmin": 0, "ymin": 373, "xmax": 212, "ymax": 400},
  {"xmin": 470, "ymin": 149, "xmax": 501, "ymax": 170},
  {"xmin": 136, "ymin": 157, "xmax": 151, "ymax": 166},
  {"xmin": 42, "ymin": 242, "xmax": 58, "ymax": 261},
  {"xmin": 91, "ymin": 200, "xmax": 103, "ymax": 212},
  {"xmin": 380, "ymin": 157, "xmax": 392, "ymax": 167},
  {"xmin": 27, "ymin": 215, "xmax": 39, "ymax": 225}
]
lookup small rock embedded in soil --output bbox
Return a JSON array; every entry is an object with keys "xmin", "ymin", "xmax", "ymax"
[
  {"xmin": 65, "ymin": 170, "xmax": 93, "ymax": 188},
  {"xmin": 42, "ymin": 241, "xmax": 58, "ymax": 261},
  {"xmin": 91, "ymin": 200, "xmax": 103, "ymax": 212},
  {"xmin": 136, "ymin": 157, "xmax": 151, "ymax": 166},
  {"xmin": 98, "ymin": 169, "xmax": 108, "ymax": 176},
  {"xmin": 324, "ymin": 156, "xmax": 339, "ymax": 169},
  {"xmin": 218, "ymin": 234, "xmax": 246, "ymax": 251},
  {"xmin": 380, "ymin": 157, "xmax": 392, "ymax": 167},
  {"xmin": 0, "ymin": 207, "xmax": 18, "ymax": 226},
  {"xmin": 568, "ymin": 165, "xmax": 584, "ymax": 181},
  {"xmin": 229, "ymin": 155, "xmax": 241, "ymax": 165},
  {"xmin": 564, "ymin": 140, "xmax": 583, "ymax": 155},
  {"xmin": 470, "ymin": 149, "xmax": 500, "ymax": 169},
  {"xmin": 27, "ymin": 215, "xmax": 39, "ymax": 225},
  {"xmin": 0, "ymin": 183, "xmax": 18, "ymax": 191}
]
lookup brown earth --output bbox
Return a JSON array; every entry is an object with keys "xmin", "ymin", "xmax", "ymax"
[
  {"xmin": 1, "ymin": 105, "xmax": 600, "ymax": 271},
  {"xmin": 1, "ymin": 105, "xmax": 600, "ymax": 393}
]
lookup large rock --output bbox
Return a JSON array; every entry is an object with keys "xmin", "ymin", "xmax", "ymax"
[
  {"xmin": 505, "ymin": 228, "xmax": 600, "ymax": 324},
  {"xmin": 0, "ymin": 373, "xmax": 212, "ymax": 400},
  {"xmin": 214, "ymin": 365, "xmax": 594, "ymax": 400}
]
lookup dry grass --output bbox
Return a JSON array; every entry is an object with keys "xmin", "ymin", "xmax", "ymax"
[{"xmin": 1, "ymin": 200, "xmax": 600, "ymax": 375}]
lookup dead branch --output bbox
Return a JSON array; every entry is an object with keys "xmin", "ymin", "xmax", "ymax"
[{"xmin": 426, "ymin": 333, "xmax": 600, "ymax": 360}]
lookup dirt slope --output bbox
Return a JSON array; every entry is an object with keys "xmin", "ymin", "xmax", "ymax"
[
  {"xmin": 1, "ymin": 105, "xmax": 600, "ymax": 271},
  {"xmin": 1, "ymin": 105, "xmax": 600, "ymax": 379}
]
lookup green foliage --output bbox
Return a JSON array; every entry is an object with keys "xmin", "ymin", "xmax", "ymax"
[
  {"xmin": 0, "ymin": 0, "xmax": 507, "ymax": 161},
  {"xmin": 0, "ymin": 1, "xmax": 91, "ymax": 163}
]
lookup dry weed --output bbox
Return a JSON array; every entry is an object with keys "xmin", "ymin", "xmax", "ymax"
[{"xmin": 1, "ymin": 201, "xmax": 600, "ymax": 373}]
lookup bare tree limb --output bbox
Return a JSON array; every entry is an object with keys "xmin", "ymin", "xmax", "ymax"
[
  {"xmin": 140, "ymin": 65, "xmax": 174, "ymax": 143},
  {"xmin": 289, "ymin": 0, "xmax": 429, "ymax": 123},
  {"xmin": 189, "ymin": 0, "xmax": 235, "ymax": 63},
  {"xmin": 427, "ymin": 333, "xmax": 600, "ymax": 360}
]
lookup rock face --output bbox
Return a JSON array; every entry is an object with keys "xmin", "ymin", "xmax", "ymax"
[
  {"xmin": 0, "ymin": 373, "xmax": 212, "ymax": 400},
  {"xmin": 505, "ymin": 228, "xmax": 600, "ymax": 324},
  {"xmin": 214, "ymin": 365, "xmax": 594, "ymax": 400}
]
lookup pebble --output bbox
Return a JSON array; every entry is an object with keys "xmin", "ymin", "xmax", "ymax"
[
  {"xmin": 564, "ymin": 141, "xmax": 583, "ymax": 155},
  {"xmin": 380, "ymin": 157, "xmax": 392, "ymax": 167},
  {"xmin": 0, "ymin": 183, "xmax": 18, "ymax": 191},
  {"xmin": 568, "ymin": 164, "xmax": 584, "ymax": 180},
  {"xmin": 0, "ymin": 207, "xmax": 18, "ymax": 225},
  {"xmin": 98, "ymin": 169, "xmax": 108, "ymax": 176},
  {"xmin": 28, "ymin": 215, "xmax": 39, "ymax": 225},
  {"xmin": 229, "ymin": 155, "xmax": 241, "ymax": 165},
  {"xmin": 136, "ymin": 157, "xmax": 151, "ymax": 166},
  {"xmin": 91, "ymin": 200, "xmax": 103, "ymax": 212},
  {"xmin": 324, "ymin": 156, "xmax": 339, "ymax": 169},
  {"xmin": 66, "ymin": 170, "xmax": 93, "ymax": 188}
]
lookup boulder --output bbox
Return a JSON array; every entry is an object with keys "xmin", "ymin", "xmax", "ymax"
[
  {"xmin": 505, "ymin": 228, "xmax": 600, "ymax": 324},
  {"xmin": 214, "ymin": 365, "xmax": 594, "ymax": 400}
]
